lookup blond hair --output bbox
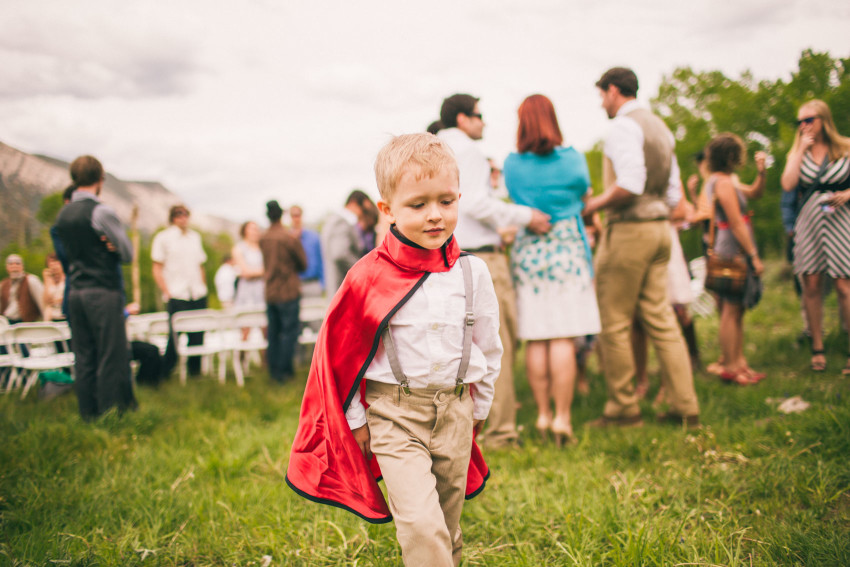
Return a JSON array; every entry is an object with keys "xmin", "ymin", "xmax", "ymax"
[
  {"xmin": 374, "ymin": 133, "xmax": 458, "ymax": 201},
  {"xmin": 790, "ymin": 99, "xmax": 850, "ymax": 161}
]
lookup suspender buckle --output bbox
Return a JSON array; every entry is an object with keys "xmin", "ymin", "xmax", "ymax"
[
  {"xmin": 465, "ymin": 312, "xmax": 475, "ymax": 326},
  {"xmin": 401, "ymin": 380, "xmax": 411, "ymax": 396},
  {"xmin": 454, "ymin": 382, "xmax": 464, "ymax": 396}
]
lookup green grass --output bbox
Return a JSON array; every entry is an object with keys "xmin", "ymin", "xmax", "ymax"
[{"xmin": 2, "ymin": 261, "xmax": 849, "ymax": 566}]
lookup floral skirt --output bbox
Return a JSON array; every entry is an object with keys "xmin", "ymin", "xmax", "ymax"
[{"xmin": 510, "ymin": 217, "xmax": 601, "ymax": 340}]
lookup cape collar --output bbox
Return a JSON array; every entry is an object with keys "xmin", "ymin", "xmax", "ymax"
[{"xmin": 379, "ymin": 226, "xmax": 459, "ymax": 273}]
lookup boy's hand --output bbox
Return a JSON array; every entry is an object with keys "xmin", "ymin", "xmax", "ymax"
[
  {"xmin": 472, "ymin": 419, "xmax": 485, "ymax": 435},
  {"xmin": 352, "ymin": 424, "xmax": 372, "ymax": 460}
]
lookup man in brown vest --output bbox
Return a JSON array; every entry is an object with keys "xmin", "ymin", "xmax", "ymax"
[
  {"xmin": 1, "ymin": 254, "xmax": 45, "ymax": 324},
  {"xmin": 584, "ymin": 67, "xmax": 700, "ymax": 428}
]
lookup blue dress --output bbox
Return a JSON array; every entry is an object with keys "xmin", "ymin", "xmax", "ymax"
[{"xmin": 504, "ymin": 146, "xmax": 601, "ymax": 340}]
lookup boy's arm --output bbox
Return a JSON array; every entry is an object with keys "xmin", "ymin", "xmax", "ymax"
[
  {"xmin": 470, "ymin": 259, "xmax": 503, "ymax": 422},
  {"xmin": 345, "ymin": 390, "xmax": 372, "ymax": 459}
]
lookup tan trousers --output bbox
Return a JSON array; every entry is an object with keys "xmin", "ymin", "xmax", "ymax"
[
  {"xmin": 474, "ymin": 251, "xmax": 519, "ymax": 447},
  {"xmin": 366, "ymin": 381, "xmax": 474, "ymax": 567},
  {"xmin": 594, "ymin": 221, "xmax": 699, "ymax": 418}
]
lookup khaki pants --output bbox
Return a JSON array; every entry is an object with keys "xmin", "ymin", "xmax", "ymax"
[
  {"xmin": 594, "ymin": 221, "xmax": 699, "ymax": 418},
  {"xmin": 474, "ymin": 251, "xmax": 519, "ymax": 448},
  {"xmin": 366, "ymin": 381, "xmax": 474, "ymax": 567}
]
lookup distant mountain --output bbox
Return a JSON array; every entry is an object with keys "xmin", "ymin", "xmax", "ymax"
[{"xmin": 0, "ymin": 141, "xmax": 237, "ymax": 249}]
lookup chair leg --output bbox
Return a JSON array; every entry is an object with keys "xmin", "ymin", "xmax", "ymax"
[
  {"xmin": 20, "ymin": 370, "xmax": 38, "ymax": 400},
  {"xmin": 233, "ymin": 350, "xmax": 244, "ymax": 387},
  {"xmin": 218, "ymin": 351, "xmax": 227, "ymax": 385},
  {"xmin": 7, "ymin": 368, "xmax": 22, "ymax": 392},
  {"xmin": 180, "ymin": 356, "xmax": 187, "ymax": 385}
]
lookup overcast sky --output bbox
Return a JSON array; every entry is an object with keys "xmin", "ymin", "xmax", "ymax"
[{"xmin": 1, "ymin": 0, "xmax": 848, "ymax": 225}]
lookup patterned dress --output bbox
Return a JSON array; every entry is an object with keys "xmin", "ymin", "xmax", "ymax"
[
  {"xmin": 504, "ymin": 146, "xmax": 601, "ymax": 340},
  {"xmin": 793, "ymin": 153, "xmax": 850, "ymax": 277}
]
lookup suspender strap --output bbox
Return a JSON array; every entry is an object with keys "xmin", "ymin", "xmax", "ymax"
[
  {"xmin": 380, "ymin": 255, "xmax": 475, "ymax": 396},
  {"xmin": 455, "ymin": 256, "xmax": 474, "ymax": 394}
]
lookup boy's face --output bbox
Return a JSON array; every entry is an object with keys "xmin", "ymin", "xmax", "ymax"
[{"xmin": 378, "ymin": 166, "xmax": 460, "ymax": 250}]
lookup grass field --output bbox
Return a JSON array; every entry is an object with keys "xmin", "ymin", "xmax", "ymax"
[{"xmin": 2, "ymin": 262, "xmax": 849, "ymax": 566}]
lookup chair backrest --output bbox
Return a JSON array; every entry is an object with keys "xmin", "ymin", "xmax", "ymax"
[
  {"xmin": 299, "ymin": 297, "xmax": 328, "ymax": 325},
  {"xmin": 233, "ymin": 308, "xmax": 268, "ymax": 329},
  {"xmin": 126, "ymin": 312, "xmax": 169, "ymax": 341},
  {"xmin": 171, "ymin": 309, "xmax": 224, "ymax": 334},
  {"xmin": 7, "ymin": 323, "xmax": 67, "ymax": 356}
]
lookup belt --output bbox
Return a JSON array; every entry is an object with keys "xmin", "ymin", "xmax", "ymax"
[{"xmin": 465, "ymin": 245, "xmax": 500, "ymax": 254}]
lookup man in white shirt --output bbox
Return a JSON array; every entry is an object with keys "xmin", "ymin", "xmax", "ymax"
[
  {"xmin": 584, "ymin": 67, "xmax": 700, "ymax": 429},
  {"xmin": 151, "ymin": 204, "xmax": 208, "ymax": 377},
  {"xmin": 438, "ymin": 93, "xmax": 551, "ymax": 449}
]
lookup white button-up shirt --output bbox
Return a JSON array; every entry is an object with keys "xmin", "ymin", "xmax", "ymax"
[
  {"xmin": 151, "ymin": 225, "xmax": 208, "ymax": 301},
  {"xmin": 605, "ymin": 99, "xmax": 682, "ymax": 207},
  {"xmin": 345, "ymin": 254, "xmax": 502, "ymax": 429},
  {"xmin": 438, "ymin": 128, "xmax": 533, "ymax": 249}
]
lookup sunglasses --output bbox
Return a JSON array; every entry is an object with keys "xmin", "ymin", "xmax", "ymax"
[
  {"xmin": 796, "ymin": 116, "xmax": 818, "ymax": 126},
  {"xmin": 466, "ymin": 112, "xmax": 483, "ymax": 120}
]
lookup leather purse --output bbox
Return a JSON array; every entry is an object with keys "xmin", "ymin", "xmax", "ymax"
[{"xmin": 703, "ymin": 185, "xmax": 749, "ymax": 298}]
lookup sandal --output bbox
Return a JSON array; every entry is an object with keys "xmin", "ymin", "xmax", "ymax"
[
  {"xmin": 719, "ymin": 370, "xmax": 756, "ymax": 386},
  {"xmin": 810, "ymin": 349, "xmax": 826, "ymax": 372}
]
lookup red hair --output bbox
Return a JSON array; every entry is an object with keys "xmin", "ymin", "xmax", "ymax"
[{"xmin": 517, "ymin": 94, "xmax": 563, "ymax": 155}]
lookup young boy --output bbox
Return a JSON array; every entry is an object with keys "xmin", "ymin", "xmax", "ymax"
[{"xmin": 287, "ymin": 133, "xmax": 502, "ymax": 566}]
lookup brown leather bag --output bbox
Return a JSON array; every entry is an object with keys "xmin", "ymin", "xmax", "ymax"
[{"xmin": 703, "ymin": 188, "xmax": 749, "ymax": 298}]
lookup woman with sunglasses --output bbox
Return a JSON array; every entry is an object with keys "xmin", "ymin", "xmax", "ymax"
[{"xmin": 781, "ymin": 100, "xmax": 850, "ymax": 374}]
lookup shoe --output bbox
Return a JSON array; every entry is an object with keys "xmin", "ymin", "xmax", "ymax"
[
  {"xmin": 535, "ymin": 414, "xmax": 552, "ymax": 441},
  {"xmin": 586, "ymin": 414, "xmax": 644, "ymax": 429},
  {"xmin": 810, "ymin": 349, "xmax": 826, "ymax": 372},
  {"xmin": 719, "ymin": 370, "xmax": 756, "ymax": 386},
  {"xmin": 656, "ymin": 411, "xmax": 700, "ymax": 429},
  {"xmin": 551, "ymin": 417, "xmax": 576, "ymax": 448},
  {"xmin": 743, "ymin": 368, "xmax": 767, "ymax": 383}
]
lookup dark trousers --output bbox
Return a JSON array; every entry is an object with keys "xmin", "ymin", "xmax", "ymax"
[
  {"xmin": 132, "ymin": 340, "xmax": 163, "ymax": 386},
  {"xmin": 164, "ymin": 296, "xmax": 207, "ymax": 377},
  {"xmin": 67, "ymin": 288, "xmax": 136, "ymax": 419},
  {"xmin": 266, "ymin": 298, "xmax": 300, "ymax": 382}
]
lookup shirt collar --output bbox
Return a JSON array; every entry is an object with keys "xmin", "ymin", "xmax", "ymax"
[
  {"xmin": 379, "ymin": 226, "xmax": 459, "ymax": 273},
  {"xmin": 616, "ymin": 98, "xmax": 643, "ymax": 118},
  {"xmin": 71, "ymin": 191, "xmax": 100, "ymax": 203}
]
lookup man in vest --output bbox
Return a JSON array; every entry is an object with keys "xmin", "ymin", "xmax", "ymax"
[
  {"xmin": 54, "ymin": 155, "xmax": 137, "ymax": 419},
  {"xmin": 584, "ymin": 68, "xmax": 700, "ymax": 429},
  {"xmin": 1, "ymin": 254, "xmax": 45, "ymax": 324}
]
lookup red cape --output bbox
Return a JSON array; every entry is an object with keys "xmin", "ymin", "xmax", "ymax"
[{"xmin": 286, "ymin": 230, "xmax": 489, "ymax": 523}]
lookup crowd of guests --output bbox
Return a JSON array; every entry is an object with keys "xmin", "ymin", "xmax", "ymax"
[
  {"xmin": 4, "ymin": 64, "xmax": 850, "ymax": 567},
  {"xmin": 3, "ymin": 67, "xmax": 849, "ymax": 450}
]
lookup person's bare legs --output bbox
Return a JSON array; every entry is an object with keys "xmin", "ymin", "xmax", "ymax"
[
  {"xmin": 719, "ymin": 301, "xmax": 750, "ymax": 384},
  {"xmin": 802, "ymin": 273, "xmax": 826, "ymax": 370},
  {"xmin": 549, "ymin": 338, "xmax": 577, "ymax": 445},
  {"xmin": 834, "ymin": 277, "xmax": 850, "ymax": 374},
  {"xmin": 525, "ymin": 340, "xmax": 551, "ymax": 438}
]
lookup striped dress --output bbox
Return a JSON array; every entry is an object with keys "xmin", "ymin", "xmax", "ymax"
[{"xmin": 793, "ymin": 153, "xmax": 850, "ymax": 277}]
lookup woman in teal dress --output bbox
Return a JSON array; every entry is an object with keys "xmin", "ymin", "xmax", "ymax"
[{"xmin": 504, "ymin": 94, "xmax": 601, "ymax": 445}]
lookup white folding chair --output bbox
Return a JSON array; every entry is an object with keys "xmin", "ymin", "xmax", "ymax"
[
  {"xmin": 0, "ymin": 316, "xmax": 19, "ymax": 391},
  {"xmin": 688, "ymin": 256, "xmax": 716, "ymax": 318},
  {"xmin": 297, "ymin": 297, "xmax": 328, "ymax": 365},
  {"xmin": 170, "ymin": 309, "xmax": 227, "ymax": 385},
  {"xmin": 228, "ymin": 307, "xmax": 269, "ymax": 387},
  {"xmin": 144, "ymin": 315, "xmax": 172, "ymax": 356},
  {"xmin": 5, "ymin": 323, "xmax": 75, "ymax": 399}
]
